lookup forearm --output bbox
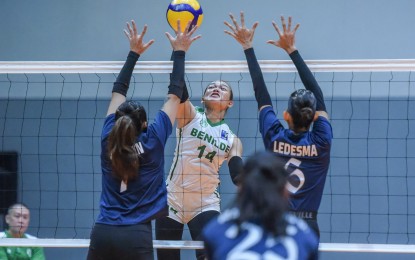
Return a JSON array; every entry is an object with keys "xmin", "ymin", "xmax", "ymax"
[
  {"xmin": 244, "ymin": 48, "xmax": 272, "ymax": 109},
  {"xmin": 169, "ymin": 50, "xmax": 186, "ymax": 99},
  {"xmin": 170, "ymin": 51, "xmax": 189, "ymax": 103},
  {"xmin": 228, "ymin": 156, "xmax": 243, "ymax": 185},
  {"xmin": 112, "ymin": 51, "xmax": 140, "ymax": 96},
  {"xmin": 289, "ymin": 50, "xmax": 326, "ymax": 111}
]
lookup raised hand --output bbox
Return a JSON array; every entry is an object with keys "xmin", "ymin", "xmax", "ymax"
[
  {"xmin": 165, "ymin": 20, "xmax": 202, "ymax": 52},
  {"xmin": 124, "ymin": 20, "xmax": 155, "ymax": 55},
  {"xmin": 267, "ymin": 16, "xmax": 300, "ymax": 54},
  {"xmin": 224, "ymin": 11, "xmax": 259, "ymax": 50}
]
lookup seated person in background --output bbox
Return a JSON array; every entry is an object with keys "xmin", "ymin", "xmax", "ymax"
[
  {"xmin": 0, "ymin": 203, "xmax": 46, "ymax": 260},
  {"xmin": 202, "ymin": 151, "xmax": 319, "ymax": 260}
]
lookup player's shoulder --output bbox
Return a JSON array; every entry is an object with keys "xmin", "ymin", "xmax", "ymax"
[
  {"xmin": 101, "ymin": 113, "xmax": 116, "ymax": 137},
  {"xmin": 155, "ymin": 109, "xmax": 172, "ymax": 126},
  {"xmin": 259, "ymin": 105, "xmax": 275, "ymax": 116},
  {"xmin": 312, "ymin": 114, "xmax": 333, "ymax": 140},
  {"xmin": 189, "ymin": 106, "xmax": 205, "ymax": 122},
  {"xmin": 103, "ymin": 113, "xmax": 116, "ymax": 125},
  {"xmin": 316, "ymin": 111, "xmax": 330, "ymax": 121}
]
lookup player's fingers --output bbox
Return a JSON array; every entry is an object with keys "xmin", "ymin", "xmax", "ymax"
[
  {"xmin": 131, "ymin": 20, "xmax": 138, "ymax": 36},
  {"xmin": 224, "ymin": 21, "xmax": 236, "ymax": 33},
  {"xmin": 288, "ymin": 17, "xmax": 292, "ymax": 31},
  {"xmin": 184, "ymin": 20, "xmax": 196, "ymax": 33},
  {"xmin": 266, "ymin": 40, "xmax": 276, "ymax": 45},
  {"xmin": 123, "ymin": 29, "xmax": 131, "ymax": 39},
  {"xmin": 240, "ymin": 11, "xmax": 245, "ymax": 28},
  {"xmin": 140, "ymin": 24, "xmax": 148, "ymax": 38},
  {"xmin": 272, "ymin": 21, "xmax": 282, "ymax": 37},
  {"xmin": 229, "ymin": 13, "xmax": 240, "ymax": 30},
  {"xmin": 165, "ymin": 32, "xmax": 175, "ymax": 43},
  {"xmin": 190, "ymin": 34, "xmax": 202, "ymax": 43},
  {"xmin": 224, "ymin": 30, "xmax": 237, "ymax": 39},
  {"xmin": 187, "ymin": 25, "xmax": 198, "ymax": 37},
  {"xmin": 281, "ymin": 16, "xmax": 287, "ymax": 32},
  {"xmin": 143, "ymin": 39, "xmax": 155, "ymax": 51},
  {"xmin": 250, "ymin": 22, "xmax": 259, "ymax": 41},
  {"xmin": 251, "ymin": 22, "xmax": 259, "ymax": 32},
  {"xmin": 126, "ymin": 22, "xmax": 133, "ymax": 36},
  {"xmin": 292, "ymin": 23, "xmax": 300, "ymax": 34},
  {"xmin": 184, "ymin": 20, "xmax": 192, "ymax": 34},
  {"xmin": 176, "ymin": 20, "xmax": 182, "ymax": 34}
]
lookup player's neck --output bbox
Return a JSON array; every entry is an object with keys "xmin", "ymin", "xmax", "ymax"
[{"xmin": 205, "ymin": 108, "xmax": 225, "ymax": 123}]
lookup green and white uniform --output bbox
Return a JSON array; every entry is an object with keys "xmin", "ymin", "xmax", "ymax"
[
  {"xmin": 167, "ymin": 107, "xmax": 235, "ymax": 223},
  {"xmin": 0, "ymin": 231, "xmax": 45, "ymax": 260}
]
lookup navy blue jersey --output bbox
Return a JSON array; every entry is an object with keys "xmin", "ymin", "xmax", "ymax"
[
  {"xmin": 97, "ymin": 110, "xmax": 172, "ymax": 225},
  {"xmin": 203, "ymin": 208, "xmax": 319, "ymax": 260},
  {"xmin": 259, "ymin": 106, "xmax": 332, "ymax": 212}
]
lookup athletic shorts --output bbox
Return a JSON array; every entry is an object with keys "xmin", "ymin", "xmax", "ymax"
[
  {"xmin": 87, "ymin": 222, "xmax": 153, "ymax": 260},
  {"xmin": 167, "ymin": 188, "xmax": 220, "ymax": 224}
]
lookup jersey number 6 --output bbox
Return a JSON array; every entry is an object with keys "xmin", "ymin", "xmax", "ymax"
[{"xmin": 285, "ymin": 158, "xmax": 305, "ymax": 194}]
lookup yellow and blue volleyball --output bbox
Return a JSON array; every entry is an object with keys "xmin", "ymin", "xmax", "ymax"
[{"xmin": 166, "ymin": 0, "xmax": 203, "ymax": 32}]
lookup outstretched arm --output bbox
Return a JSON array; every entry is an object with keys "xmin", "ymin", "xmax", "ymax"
[
  {"xmin": 224, "ymin": 12, "xmax": 272, "ymax": 112},
  {"xmin": 267, "ymin": 16, "xmax": 328, "ymax": 119},
  {"xmin": 170, "ymin": 51, "xmax": 196, "ymax": 129},
  {"xmin": 162, "ymin": 20, "xmax": 201, "ymax": 125},
  {"xmin": 107, "ymin": 20, "xmax": 154, "ymax": 116}
]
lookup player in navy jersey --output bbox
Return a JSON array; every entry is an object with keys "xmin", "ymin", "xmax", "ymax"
[
  {"xmin": 224, "ymin": 13, "xmax": 332, "ymax": 238},
  {"xmin": 87, "ymin": 20, "xmax": 200, "ymax": 260},
  {"xmin": 203, "ymin": 151, "xmax": 319, "ymax": 260}
]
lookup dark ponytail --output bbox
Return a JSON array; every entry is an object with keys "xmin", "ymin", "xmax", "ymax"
[
  {"xmin": 235, "ymin": 151, "xmax": 289, "ymax": 236},
  {"xmin": 108, "ymin": 116, "xmax": 139, "ymax": 182},
  {"xmin": 287, "ymin": 89, "xmax": 316, "ymax": 131},
  {"xmin": 108, "ymin": 101, "xmax": 147, "ymax": 182},
  {"xmin": 294, "ymin": 106, "xmax": 315, "ymax": 130}
]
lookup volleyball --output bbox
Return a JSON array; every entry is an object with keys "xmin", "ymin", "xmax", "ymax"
[{"xmin": 166, "ymin": 0, "xmax": 203, "ymax": 32}]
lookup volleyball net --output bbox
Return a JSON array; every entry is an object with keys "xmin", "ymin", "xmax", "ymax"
[{"xmin": 0, "ymin": 59, "xmax": 415, "ymax": 254}]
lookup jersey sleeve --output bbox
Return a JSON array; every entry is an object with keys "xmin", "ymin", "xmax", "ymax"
[
  {"xmin": 147, "ymin": 110, "xmax": 173, "ymax": 145},
  {"xmin": 101, "ymin": 114, "xmax": 116, "ymax": 140},
  {"xmin": 259, "ymin": 106, "xmax": 284, "ymax": 147},
  {"xmin": 311, "ymin": 116, "xmax": 333, "ymax": 146},
  {"xmin": 100, "ymin": 114, "xmax": 115, "ymax": 164}
]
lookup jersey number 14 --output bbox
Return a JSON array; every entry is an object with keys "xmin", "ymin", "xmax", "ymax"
[{"xmin": 197, "ymin": 145, "xmax": 217, "ymax": 163}]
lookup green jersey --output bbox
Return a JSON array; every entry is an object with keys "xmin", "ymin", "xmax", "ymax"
[{"xmin": 0, "ymin": 231, "xmax": 45, "ymax": 260}]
